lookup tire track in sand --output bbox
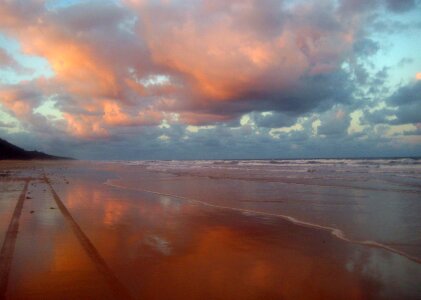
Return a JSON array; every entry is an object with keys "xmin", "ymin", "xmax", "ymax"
[
  {"xmin": 43, "ymin": 173, "xmax": 134, "ymax": 300},
  {"xmin": 0, "ymin": 179, "xmax": 29, "ymax": 298}
]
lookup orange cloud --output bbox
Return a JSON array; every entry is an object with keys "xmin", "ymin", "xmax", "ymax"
[
  {"xmin": 139, "ymin": 10, "xmax": 308, "ymax": 101},
  {"xmin": 0, "ymin": 82, "xmax": 44, "ymax": 118},
  {"xmin": 19, "ymin": 26, "xmax": 119, "ymax": 99},
  {"xmin": 416, "ymin": 73, "xmax": 421, "ymax": 80},
  {"xmin": 130, "ymin": 0, "xmax": 356, "ymax": 106},
  {"xmin": 103, "ymin": 101, "xmax": 163, "ymax": 126},
  {"xmin": 63, "ymin": 113, "xmax": 108, "ymax": 139},
  {"xmin": 0, "ymin": 0, "xmax": 360, "ymax": 138}
]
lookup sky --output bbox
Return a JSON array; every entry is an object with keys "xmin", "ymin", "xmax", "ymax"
[{"xmin": 0, "ymin": 0, "xmax": 420, "ymax": 160}]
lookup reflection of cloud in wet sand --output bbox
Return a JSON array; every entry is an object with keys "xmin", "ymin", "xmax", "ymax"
[
  {"xmin": 9, "ymin": 163, "xmax": 418, "ymax": 299},
  {"xmin": 142, "ymin": 235, "xmax": 172, "ymax": 256},
  {"xmin": 133, "ymin": 227, "xmax": 379, "ymax": 299},
  {"xmin": 67, "ymin": 174, "xmax": 419, "ymax": 298}
]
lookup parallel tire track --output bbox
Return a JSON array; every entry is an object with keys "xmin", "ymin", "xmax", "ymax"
[
  {"xmin": 43, "ymin": 174, "xmax": 134, "ymax": 300},
  {"xmin": 0, "ymin": 180, "xmax": 30, "ymax": 298}
]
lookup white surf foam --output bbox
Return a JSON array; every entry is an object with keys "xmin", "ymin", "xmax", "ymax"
[{"xmin": 104, "ymin": 178, "xmax": 421, "ymax": 265}]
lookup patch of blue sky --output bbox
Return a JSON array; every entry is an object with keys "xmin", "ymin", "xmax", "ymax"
[
  {"xmin": 368, "ymin": 10, "xmax": 421, "ymax": 87},
  {"xmin": 34, "ymin": 99, "xmax": 64, "ymax": 120},
  {"xmin": 0, "ymin": 107, "xmax": 23, "ymax": 133},
  {"xmin": 45, "ymin": 0, "xmax": 85, "ymax": 11},
  {"xmin": 45, "ymin": 0, "xmax": 120, "ymax": 11},
  {"xmin": 0, "ymin": 33, "xmax": 54, "ymax": 84},
  {"xmin": 140, "ymin": 74, "xmax": 170, "ymax": 87}
]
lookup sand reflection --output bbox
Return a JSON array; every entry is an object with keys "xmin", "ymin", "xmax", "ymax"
[
  {"xmin": 1, "ymin": 163, "xmax": 420, "ymax": 299},
  {"xmin": 52, "ymin": 176, "xmax": 421, "ymax": 299}
]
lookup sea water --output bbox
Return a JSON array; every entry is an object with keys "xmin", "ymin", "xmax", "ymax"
[{"xmin": 108, "ymin": 158, "xmax": 421, "ymax": 262}]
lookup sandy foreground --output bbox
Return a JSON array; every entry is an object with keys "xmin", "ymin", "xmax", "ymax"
[{"xmin": 0, "ymin": 160, "xmax": 420, "ymax": 299}]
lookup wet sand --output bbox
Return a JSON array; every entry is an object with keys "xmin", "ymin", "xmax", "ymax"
[{"xmin": 0, "ymin": 161, "xmax": 420, "ymax": 299}]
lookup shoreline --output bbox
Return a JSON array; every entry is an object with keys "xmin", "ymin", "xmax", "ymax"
[
  {"xmin": 105, "ymin": 178, "xmax": 421, "ymax": 265},
  {"xmin": 1, "ymin": 160, "xmax": 420, "ymax": 299}
]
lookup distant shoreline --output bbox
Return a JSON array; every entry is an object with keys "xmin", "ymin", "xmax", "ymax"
[{"xmin": 0, "ymin": 137, "xmax": 73, "ymax": 161}]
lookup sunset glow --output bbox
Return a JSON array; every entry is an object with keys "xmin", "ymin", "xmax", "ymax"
[
  {"xmin": 0, "ymin": 0, "xmax": 420, "ymax": 159},
  {"xmin": 1, "ymin": 3, "xmax": 421, "ymax": 298}
]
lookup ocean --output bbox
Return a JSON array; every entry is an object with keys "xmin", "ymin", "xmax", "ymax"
[
  {"xmin": 2, "ymin": 158, "xmax": 421, "ymax": 298},
  {"xmin": 107, "ymin": 158, "xmax": 421, "ymax": 262}
]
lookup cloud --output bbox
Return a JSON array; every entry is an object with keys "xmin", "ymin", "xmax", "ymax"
[
  {"xmin": 0, "ymin": 47, "xmax": 33, "ymax": 74},
  {"xmin": 0, "ymin": 0, "xmax": 364, "ymax": 138},
  {"xmin": 364, "ymin": 81, "xmax": 421, "ymax": 125},
  {"xmin": 317, "ymin": 107, "xmax": 351, "ymax": 136},
  {"xmin": 0, "ymin": 120, "xmax": 16, "ymax": 128},
  {"xmin": 385, "ymin": 0, "xmax": 416, "ymax": 12},
  {"xmin": 387, "ymin": 81, "xmax": 421, "ymax": 124},
  {"xmin": 353, "ymin": 38, "xmax": 380, "ymax": 57},
  {"xmin": 0, "ymin": 81, "xmax": 45, "ymax": 117},
  {"xmin": 0, "ymin": 0, "xmax": 420, "ymax": 158},
  {"xmin": 251, "ymin": 112, "xmax": 297, "ymax": 128},
  {"xmin": 0, "ymin": 48, "xmax": 16, "ymax": 67},
  {"xmin": 339, "ymin": 0, "xmax": 418, "ymax": 14},
  {"xmin": 136, "ymin": 0, "xmax": 355, "ymax": 102}
]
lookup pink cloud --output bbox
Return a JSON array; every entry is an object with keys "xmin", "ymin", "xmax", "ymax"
[
  {"xmin": 0, "ymin": 0, "xmax": 361, "ymax": 139},
  {"xmin": 0, "ymin": 48, "xmax": 14, "ymax": 66}
]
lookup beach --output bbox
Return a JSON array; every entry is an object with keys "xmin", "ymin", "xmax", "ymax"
[{"xmin": 0, "ymin": 160, "xmax": 420, "ymax": 299}]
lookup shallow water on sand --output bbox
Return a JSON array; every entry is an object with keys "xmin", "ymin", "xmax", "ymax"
[
  {"xmin": 0, "ymin": 160, "xmax": 420, "ymax": 299},
  {"xmin": 108, "ymin": 159, "xmax": 421, "ymax": 262}
]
